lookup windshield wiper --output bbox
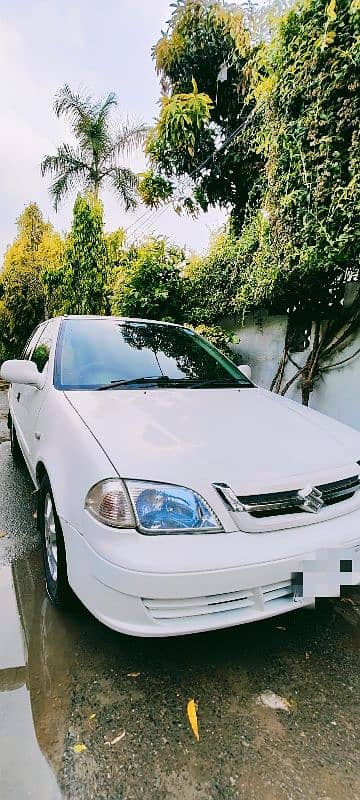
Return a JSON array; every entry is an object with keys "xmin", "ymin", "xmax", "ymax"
[
  {"xmin": 97, "ymin": 375, "xmax": 252, "ymax": 391},
  {"xmin": 97, "ymin": 375, "xmax": 170, "ymax": 390},
  {"xmin": 97, "ymin": 375, "xmax": 199, "ymax": 391},
  {"xmin": 188, "ymin": 379, "xmax": 252, "ymax": 388}
]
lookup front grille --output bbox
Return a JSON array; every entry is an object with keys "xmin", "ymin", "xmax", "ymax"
[
  {"xmin": 237, "ymin": 474, "xmax": 360, "ymax": 519},
  {"xmin": 262, "ymin": 579, "xmax": 293, "ymax": 604},
  {"xmin": 143, "ymin": 589, "xmax": 255, "ymax": 621},
  {"xmin": 318, "ymin": 475, "xmax": 360, "ymax": 504},
  {"xmin": 143, "ymin": 578, "xmax": 296, "ymax": 625}
]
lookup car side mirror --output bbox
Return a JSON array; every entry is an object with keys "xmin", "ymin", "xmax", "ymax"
[
  {"xmin": 238, "ymin": 364, "xmax": 252, "ymax": 381},
  {"xmin": 0, "ymin": 359, "xmax": 43, "ymax": 389}
]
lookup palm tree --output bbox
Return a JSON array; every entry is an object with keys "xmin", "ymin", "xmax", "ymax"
[{"xmin": 41, "ymin": 84, "xmax": 147, "ymax": 210}]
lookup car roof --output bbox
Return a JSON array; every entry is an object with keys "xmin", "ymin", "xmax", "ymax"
[{"xmin": 53, "ymin": 315, "xmax": 190, "ymax": 331}]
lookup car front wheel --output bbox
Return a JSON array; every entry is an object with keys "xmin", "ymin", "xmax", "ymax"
[{"xmin": 39, "ymin": 475, "xmax": 70, "ymax": 607}]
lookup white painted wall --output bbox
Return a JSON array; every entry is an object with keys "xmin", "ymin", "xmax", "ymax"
[{"xmin": 228, "ymin": 312, "xmax": 360, "ymax": 431}]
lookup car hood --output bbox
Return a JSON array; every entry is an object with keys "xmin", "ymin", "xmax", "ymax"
[{"xmin": 66, "ymin": 387, "xmax": 360, "ymax": 492}]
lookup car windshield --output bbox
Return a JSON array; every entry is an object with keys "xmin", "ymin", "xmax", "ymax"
[{"xmin": 55, "ymin": 318, "xmax": 254, "ymax": 391}]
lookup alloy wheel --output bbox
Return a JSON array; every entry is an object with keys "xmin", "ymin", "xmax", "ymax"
[{"xmin": 44, "ymin": 493, "xmax": 57, "ymax": 583}]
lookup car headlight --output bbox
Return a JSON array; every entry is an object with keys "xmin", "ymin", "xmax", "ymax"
[
  {"xmin": 126, "ymin": 481, "xmax": 222, "ymax": 533},
  {"xmin": 85, "ymin": 479, "xmax": 222, "ymax": 534}
]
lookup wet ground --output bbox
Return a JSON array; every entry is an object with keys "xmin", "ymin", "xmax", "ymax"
[{"xmin": 1, "ymin": 386, "xmax": 360, "ymax": 800}]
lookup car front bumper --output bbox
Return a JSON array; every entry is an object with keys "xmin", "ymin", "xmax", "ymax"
[{"xmin": 60, "ymin": 509, "xmax": 360, "ymax": 637}]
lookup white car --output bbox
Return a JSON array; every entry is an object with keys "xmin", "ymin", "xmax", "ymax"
[{"xmin": 2, "ymin": 315, "xmax": 360, "ymax": 637}]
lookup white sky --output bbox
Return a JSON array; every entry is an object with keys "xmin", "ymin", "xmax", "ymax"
[{"xmin": 0, "ymin": 0, "xmax": 230, "ymax": 260}]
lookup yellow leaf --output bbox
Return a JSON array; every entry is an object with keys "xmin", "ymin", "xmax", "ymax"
[
  {"xmin": 187, "ymin": 699, "xmax": 200, "ymax": 741},
  {"xmin": 326, "ymin": 30, "xmax": 336, "ymax": 43},
  {"xmin": 73, "ymin": 743, "xmax": 87, "ymax": 754},
  {"xmin": 0, "ymin": 531, "xmax": 7, "ymax": 538},
  {"xmin": 315, "ymin": 29, "xmax": 336, "ymax": 49},
  {"xmin": 89, "ymin": 713, "xmax": 96, "ymax": 720},
  {"xmin": 326, "ymin": 0, "xmax": 337, "ymax": 20},
  {"xmin": 127, "ymin": 671, "xmax": 140, "ymax": 678},
  {"xmin": 350, "ymin": 0, "xmax": 360, "ymax": 13}
]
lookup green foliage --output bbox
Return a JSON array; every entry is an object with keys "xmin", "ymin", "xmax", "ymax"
[
  {"xmin": 104, "ymin": 228, "xmax": 126, "ymax": 266},
  {"xmin": 41, "ymin": 84, "xmax": 147, "ymax": 210},
  {"xmin": 111, "ymin": 238, "xmax": 185, "ymax": 322},
  {"xmin": 232, "ymin": 210, "xmax": 280, "ymax": 312},
  {"xmin": 138, "ymin": 170, "xmax": 174, "ymax": 208},
  {"xmin": 183, "ymin": 230, "xmax": 242, "ymax": 323},
  {"xmin": 36, "ymin": 230, "xmax": 65, "ymax": 318},
  {"xmin": 193, "ymin": 324, "xmax": 238, "ymax": 354},
  {"xmin": 51, "ymin": 194, "xmax": 108, "ymax": 315},
  {"xmin": 146, "ymin": 80, "xmax": 214, "ymax": 176},
  {"xmin": 0, "ymin": 204, "xmax": 53, "ymax": 357},
  {"xmin": 184, "ymin": 0, "xmax": 360, "ymax": 329},
  {"xmin": 250, "ymin": 0, "xmax": 360, "ymax": 314},
  {"xmin": 146, "ymin": 0, "xmax": 261, "ymax": 222},
  {"xmin": 183, "ymin": 221, "xmax": 274, "ymax": 324}
]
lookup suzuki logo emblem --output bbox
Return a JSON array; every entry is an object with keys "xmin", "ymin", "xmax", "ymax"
[{"xmin": 297, "ymin": 485, "xmax": 324, "ymax": 513}]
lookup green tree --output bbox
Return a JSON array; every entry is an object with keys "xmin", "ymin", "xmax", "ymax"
[
  {"xmin": 0, "ymin": 204, "xmax": 55, "ymax": 357},
  {"xmin": 41, "ymin": 84, "xmax": 147, "ymax": 210},
  {"xmin": 111, "ymin": 238, "xmax": 185, "ymax": 322},
  {"xmin": 37, "ymin": 229, "xmax": 65, "ymax": 318},
  {"xmin": 47, "ymin": 193, "xmax": 108, "ymax": 315},
  {"xmin": 140, "ymin": 0, "xmax": 261, "ymax": 227}
]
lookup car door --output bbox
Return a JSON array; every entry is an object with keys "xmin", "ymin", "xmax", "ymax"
[
  {"xmin": 14, "ymin": 321, "xmax": 58, "ymax": 471},
  {"xmin": 10, "ymin": 324, "xmax": 46, "ymax": 458}
]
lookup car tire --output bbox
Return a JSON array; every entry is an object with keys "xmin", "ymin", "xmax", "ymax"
[
  {"xmin": 39, "ymin": 474, "xmax": 70, "ymax": 607},
  {"xmin": 9, "ymin": 416, "xmax": 23, "ymax": 465}
]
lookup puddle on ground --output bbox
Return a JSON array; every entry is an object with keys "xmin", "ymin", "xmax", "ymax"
[{"xmin": 0, "ymin": 553, "xmax": 75, "ymax": 799}]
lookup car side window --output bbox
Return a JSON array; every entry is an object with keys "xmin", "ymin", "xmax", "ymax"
[
  {"xmin": 31, "ymin": 321, "xmax": 57, "ymax": 373},
  {"xmin": 22, "ymin": 325, "xmax": 45, "ymax": 360}
]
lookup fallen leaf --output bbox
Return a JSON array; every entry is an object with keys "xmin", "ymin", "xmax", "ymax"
[
  {"xmin": 89, "ymin": 713, "xmax": 96, "ymax": 720},
  {"xmin": 0, "ymin": 531, "xmax": 7, "ymax": 538},
  {"xmin": 127, "ymin": 671, "xmax": 141, "ymax": 678},
  {"xmin": 276, "ymin": 625, "xmax": 286, "ymax": 631},
  {"xmin": 110, "ymin": 731, "xmax": 126, "ymax": 745},
  {"xmin": 73, "ymin": 743, "xmax": 87, "ymax": 754},
  {"xmin": 187, "ymin": 698, "xmax": 200, "ymax": 741},
  {"xmin": 256, "ymin": 690, "xmax": 292, "ymax": 712}
]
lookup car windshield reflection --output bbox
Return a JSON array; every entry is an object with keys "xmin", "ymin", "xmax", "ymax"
[{"xmin": 55, "ymin": 319, "xmax": 253, "ymax": 391}]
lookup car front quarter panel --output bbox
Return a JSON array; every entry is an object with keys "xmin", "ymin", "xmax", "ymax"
[{"xmin": 33, "ymin": 389, "xmax": 118, "ymax": 531}]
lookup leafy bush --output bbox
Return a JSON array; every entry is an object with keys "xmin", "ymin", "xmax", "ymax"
[
  {"xmin": 182, "ymin": 229, "xmax": 245, "ymax": 324},
  {"xmin": 193, "ymin": 324, "xmax": 238, "ymax": 356},
  {"xmin": 111, "ymin": 238, "xmax": 185, "ymax": 322}
]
